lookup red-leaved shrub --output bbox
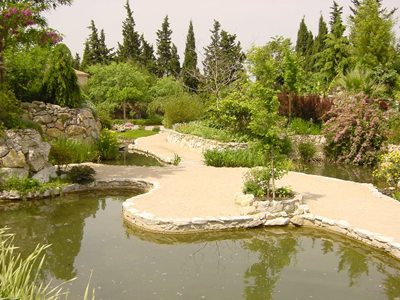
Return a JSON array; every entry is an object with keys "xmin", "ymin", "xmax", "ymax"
[{"xmin": 278, "ymin": 92, "xmax": 332, "ymax": 122}]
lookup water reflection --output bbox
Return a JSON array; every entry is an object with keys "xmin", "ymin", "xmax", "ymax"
[
  {"xmin": 0, "ymin": 194, "xmax": 400, "ymax": 299},
  {"xmin": 242, "ymin": 236, "xmax": 299, "ymax": 299}
]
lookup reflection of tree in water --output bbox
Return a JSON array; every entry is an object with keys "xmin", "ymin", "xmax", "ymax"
[
  {"xmin": 0, "ymin": 193, "xmax": 104, "ymax": 281},
  {"xmin": 321, "ymin": 239, "xmax": 334, "ymax": 255},
  {"xmin": 337, "ymin": 246, "xmax": 370, "ymax": 287},
  {"xmin": 242, "ymin": 236, "xmax": 299, "ymax": 300},
  {"xmin": 382, "ymin": 271, "xmax": 400, "ymax": 299}
]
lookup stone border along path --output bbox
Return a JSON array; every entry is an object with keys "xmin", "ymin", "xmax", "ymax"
[{"xmin": 88, "ymin": 130, "xmax": 400, "ymax": 261}]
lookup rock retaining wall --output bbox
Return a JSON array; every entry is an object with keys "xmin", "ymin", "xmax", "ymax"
[
  {"xmin": 0, "ymin": 129, "xmax": 55, "ymax": 183},
  {"xmin": 22, "ymin": 101, "xmax": 101, "ymax": 143}
]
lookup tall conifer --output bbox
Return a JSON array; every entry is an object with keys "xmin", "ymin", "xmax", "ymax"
[
  {"xmin": 156, "ymin": 15, "xmax": 173, "ymax": 77},
  {"xmin": 169, "ymin": 44, "xmax": 181, "ymax": 77},
  {"xmin": 140, "ymin": 34, "xmax": 157, "ymax": 73},
  {"xmin": 182, "ymin": 20, "xmax": 199, "ymax": 90},
  {"xmin": 118, "ymin": 0, "xmax": 141, "ymax": 62}
]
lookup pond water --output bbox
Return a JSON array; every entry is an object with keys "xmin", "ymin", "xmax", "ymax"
[
  {"xmin": 300, "ymin": 162, "xmax": 386, "ymax": 187},
  {"xmin": 1, "ymin": 192, "xmax": 400, "ymax": 300},
  {"xmin": 101, "ymin": 151, "xmax": 164, "ymax": 167}
]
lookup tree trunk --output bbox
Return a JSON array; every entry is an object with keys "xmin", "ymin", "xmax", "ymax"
[{"xmin": 271, "ymin": 151, "xmax": 276, "ymax": 200}]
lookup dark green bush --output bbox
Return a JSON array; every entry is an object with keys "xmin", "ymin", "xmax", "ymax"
[
  {"xmin": 298, "ymin": 141, "xmax": 317, "ymax": 162},
  {"xmin": 0, "ymin": 88, "xmax": 22, "ymax": 130},
  {"xmin": 67, "ymin": 165, "xmax": 96, "ymax": 184},
  {"xmin": 288, "ymin": 118, "xmax": 322, "ymax": 135},
  {"xmin": 163, "ymin": 94, "xmax": 203, "ymax": 128}
]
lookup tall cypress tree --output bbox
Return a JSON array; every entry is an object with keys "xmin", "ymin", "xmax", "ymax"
[
  {"xmin": 203, "ymin": 20, "xmax": 222, "ymax": 80},
  {"xmin": 296, "ymin": 17, "xmax": 314, "ymax": 71},
  {"xmin": 140, "ymin": 34, "xmax": 157, "ymax": 73},
  {"xmin": 156, "ymin": 15, "xmax": 173, "ymax": 77},
  {"xmin": 118, "ymin": 0, "xmax": 141, "ymax": 62},
  {"xmin": 182, "ymin": 20, "xmax": 199, "ymax": 90},
  {"xmin": 169, "ymin": 44, "xmax": 181, "ymax": 77},
  {"xmin": 99, "ymin": 29, "xmax": 114, "ymax": 64},
  {"xmin": 80, "ymin": 20, "xmax": 102, "ymax": 70},
  {"xmin": 311, "ymin": 15, "xmax": 328, "ymax": 72}
]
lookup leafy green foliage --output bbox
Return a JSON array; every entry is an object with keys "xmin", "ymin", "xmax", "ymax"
[
  {"xmin": 287, "ymin": 118, "xmax": 322, "ymax": 135},
  {"xmin": 3, "ymin": 176, "xmax": 40, "ymax": 193},
  {"xmin": 4, "ymin": 46, "xmax": 50, "ymax": 101},
  {"xmin": 163, "ymin": 94, "xmax": 204, "ymax": 128},
  {"xmin": 349, "ymin": 0, "xmax": 397, "ymax": 69},
  {"xmin": 176, "ymin": 121, "xmax": 248, "ymax": 143},
  {"xmin": 243, "ymin": 165, "xmax": 289, "ymax": 198},
  {"xmin": 98, "ymin": 129, "xmax": 119, "ymax": 160},
  {"xmin": 173, "ymin": 153, "xmax": 181, "ymax": 166},
  {"xmin": 323, "ymin": 94, "xmax": 388, "ymax": 166},
  {"xmin": 298, "ymin": 141, "xmax": 317, "ymax": 162},
  {"xmin": 41, "ymin": 43, "xmax": 82, "ymax": 108},
  {"xmin": 0, "ymin": 88, "xmax": 22, "ymax": 130},
  {"xmin": 204, "ymin": 149, "xmax": 266, "ymax": 168},
  {"xmin": 116, "ymin": 129, "xmax": 157, "ymax": 140},
  {"xmin": 112, "ymin": 116, "xmax": 163, "ymax": 126},
  {"xmin": 67, "ymin": 165, "xmax": 96, "ymax": 184},
  {"xmin": 139, "ymin": 34, "xmax": 157, "ymax": 73},
  {"xmin": 49, "ymin": 138, "xmax": 99, "ymax": 165},
  {"xmin": 87, "ymin": 62, "xmax": 152, "ymax": 118}
]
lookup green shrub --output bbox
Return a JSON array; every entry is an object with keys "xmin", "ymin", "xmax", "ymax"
[
  {"xmin": 176, "ymin": 121, "xmax": 249, "ymax": 143},
  {"xmin": 387, "ymin": 115, "xmax": 400, "ymax": 145},
  {"xmin": 98, "ymin": 129, "xmax": 119, "ymax": 160},
  {"xmin": 50, "ymin": 139, "xmax": 99, "ymax": 164},
  {"xmin": 275, "ymin": 186, "xmax": 294, "ymax": 199},
  {"xmin": 116, "ymin": 130, "xmax": 156, "ymax": 140},
  {"xmin": 243, "ymin": 163, "xmax": 290, "ymax": 198},
  {"xmin": 41, "ymin": 44, "xmax": 82, "ymax": 108},
  {"xmin": 3, "ymin": 176, "xmax": 40, "ymax": 194},
  {"xmin": 138, "ymin": 125, "xmax": 146, "ymax": 131},
  {"xmin": 163, "ymin": 94, "xmax": 204, "ymax": 128},
  {"xmin": 0, "ymin": 88, "xmax": 22, "ymax": 130},
  {"xmin": 298, "ymin": 141, "xmax": 317, "ymax": 162},
  {"xmin": 152, "ymin": 126, "xmax": 160, "ymax": 133},
  {"xmin": 288, "ymin": 118, "xmax": 322, "ymax": 135},
  {"xmin": 204, "ymin": 149, "xmax": 266, "ymax": 168},
  {"xmin": 173, "ymin": 153, "xmax": 181, "ymax": 166},
  {"xmin": 112, "ymin": 116, "xmax": 163, "ymax": 126},
  {"xmin": 392, "ymin": 191, "xmax": 400, "ymax": 201},
  {"xmin": 67, "ymin": 165, "xmax": 96, "ymax": 184}
]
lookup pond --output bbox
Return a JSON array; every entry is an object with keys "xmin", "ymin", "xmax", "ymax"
[
  {"xmin": 101, "ymin": 151, "xmax": 164, "ymax": 167},
  {"xmin": 1, "ymin": 192, "xmax": 399, "ymax": 300},
  {"xmin": 300, "ymin": 162, "xmax": 386, "ymax": 188}
]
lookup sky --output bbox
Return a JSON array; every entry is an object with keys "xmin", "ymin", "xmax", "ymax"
[{"xmin": 44, "ymin": 0, "xmax": 400, "ymax": 61}]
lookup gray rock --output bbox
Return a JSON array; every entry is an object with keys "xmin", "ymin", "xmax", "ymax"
[
  {"xmin": 264, "ymin": 217, "xmax": 290, "ymax": 226},
  {"xmin": 32, "ymin": 164, "xmax": 57, "ymax": 183},
  {"xmin": 2, "ymin": 150, "xmax": 26, "ymax": 168},
  {"xmin": 27, "ymin": 143, "xmax": 51, "ymax": 172},
  {"xmin": 290, "ymin": 215, "xmax": 305, "ymax": 226},
  {"xmin": 234, "ymin": 192, "xmax": 255, "ymax": 207},
  {"xmin": 0, "ymin": 167, "xmax": 29, "ymax": 179}
]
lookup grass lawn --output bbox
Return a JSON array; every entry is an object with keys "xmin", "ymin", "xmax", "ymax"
[{"xmin": 116, "ymin": 130, "xmax": 157, "ymax": 140}]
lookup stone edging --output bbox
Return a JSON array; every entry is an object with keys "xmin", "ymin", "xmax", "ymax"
[
  {"xmin": 127, "ymin": 134, "xmax": 173, "ymax": 164},
  {"xmin": 0, "ymin": 178, "xmax": 153, "ymax": 200}
]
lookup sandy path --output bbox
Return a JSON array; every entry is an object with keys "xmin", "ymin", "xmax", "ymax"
[{"xmin": 93, "ymin": 131, "xmax": 400, "ymax": 242}]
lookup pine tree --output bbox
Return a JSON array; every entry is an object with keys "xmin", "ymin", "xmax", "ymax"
[
  {"xmin": 295, "ymin": 17, "xmax": 314, "ymax": 71},
  {"xmin": 349, "ymin": 0, "xmax": 397, "ymax": 68},
  {"xmin": 156, "ymin": 15, "xmax": 173, "ymax": 77},
  {"xmin": 99, "ymin": 29, "xmax": 114, "ymax": 64},
  {"xmin": 312, "ymin": 15, "xmax": 328, "ymax": 71},
  {"xmin": 182, "ymin": 20, "xmax": 199, "ymax": 91},
  {"xmin": 318, "ymin": 2, "xmax": 350, "ymax": 83},
  {"xmin": 202, "ymin": 20, "xmax": 244, "ymax": 107},
  {"xmin": 118, "ymin": 0, "xmax": 141, "ymax": 62},
  {"xmin": 72, "ymin": 53, "xmax": 81, "ymax": 70},
  {"xmin": 169, "ymin": 44, "xmax": 181, "ymax": 77},
  {"xmin": 80, "ymin": 20, "xmax": 102, "ymax": 70},
  {"xmin": 140, "ymin": 34, "xmax": 157, "ymax": 73}
]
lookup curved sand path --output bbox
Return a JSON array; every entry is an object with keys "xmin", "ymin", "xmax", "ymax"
[{"xmin": 92, "ymin": 131, "xmax": 400, "ymax": 242}]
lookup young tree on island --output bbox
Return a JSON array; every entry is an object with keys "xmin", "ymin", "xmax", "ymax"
[
  {"xmin": 0, "ymin": 0, "xmax": 69, "ymax": 86},
  {"xmin": 156, "ymin": 15, "xmax": 173, "ymax": 77},
  {"xmin": 182, "ymin": 20, "xmax": 199, "ymax": 91},
  {"xmin": 118, "ymin": 0, "xmax": 141, "ymax": 62}
]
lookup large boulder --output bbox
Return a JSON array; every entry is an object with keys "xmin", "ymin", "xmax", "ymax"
[
  {"xmin": 2, "ymin": 150, "xmax": 26, "ymax": 168},
  {"xmin": 27, "ymin": 142, "xmax": 51, "ymax": 172},
  {"xmin": 32, "ymin": 163, "xmax": 57, "ymax": 183}
]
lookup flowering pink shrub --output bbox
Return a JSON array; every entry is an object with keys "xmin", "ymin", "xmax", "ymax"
[{"xmin": 323, "ymin": 94, "xmax": 388, "ymax": 166}]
